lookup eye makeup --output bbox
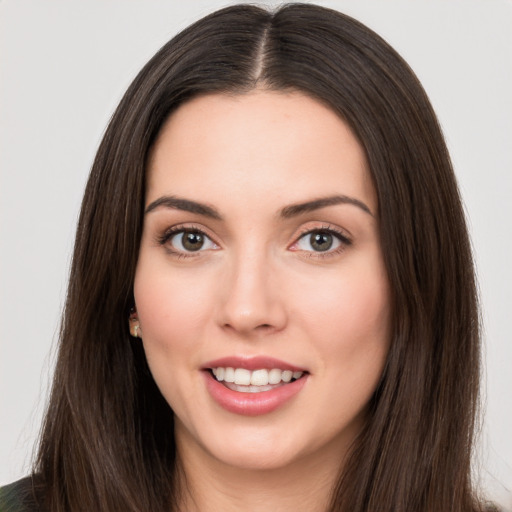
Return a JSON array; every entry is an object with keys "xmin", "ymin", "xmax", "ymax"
[{"xmin": 155, "ymin": 219, "xmax": 353, "ymax": 262}]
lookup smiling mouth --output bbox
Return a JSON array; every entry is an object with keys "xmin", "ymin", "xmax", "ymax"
[{"xmin": 209, "ymin": 367, "xmax": 305, "ymax": 393}]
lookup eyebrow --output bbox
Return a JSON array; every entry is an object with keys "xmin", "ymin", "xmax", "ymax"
[
  {"xmin": 145, "ymin": 193, "xmax": 373, "ymax": 220},
  {"xmin": 280, "ymin": 195, "xmax": 373, "ymax": 218},
  {"xmin": 145, "ymin": 196, "xmax": 223, "ymax": 220}
]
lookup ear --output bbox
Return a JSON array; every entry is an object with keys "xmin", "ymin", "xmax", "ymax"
[{"xmin": 129, "ymin": 307, "xmax": 142, "ymax": 338}]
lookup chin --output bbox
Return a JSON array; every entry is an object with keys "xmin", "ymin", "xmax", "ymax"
[
  {"xmin": 176, "ymin": 413, "xmax": 359, "ymax": 475},
  {"xmin": 213, "ymin": 443, "xmax": 311, "ymax": 473}
]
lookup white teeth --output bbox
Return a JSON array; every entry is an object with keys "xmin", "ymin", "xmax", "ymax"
[
  {"xmin": 224, "ymin": 367, "xmax": 235, "ymax": 383},
  {"xmin": 211, "ymin": 367, "xmax": 304, "ymax": 387},
  {"xmin": 250, "ymin": 369, "xmax": 269, "ymax": 386},
  {"xmin": 224, "ymin": 383, "xmax": 276, "ymax": 393},
  {"xmin": 268, "ymin": 368, "xmax": 282, "ymax": 384},
  {"xmin": 281, "ymin": 370, "xmax": 293, "ymax": 383},
  {"xmin": 234, "ymin": 368, "xmax": 251, "ymax": 385}
]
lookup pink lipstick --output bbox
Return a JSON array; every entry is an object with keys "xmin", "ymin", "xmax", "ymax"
[{"xmin": 202, "ymin": 356, "xmax": 308, "ymax": 416}]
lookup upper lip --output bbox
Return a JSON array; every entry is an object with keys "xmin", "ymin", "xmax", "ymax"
[{"xmin": 202, "ymin": 356, "xmax": 307, "ymax": 373}]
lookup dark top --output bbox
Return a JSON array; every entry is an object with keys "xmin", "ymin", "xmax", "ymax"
[
  {"xmin": 0, "ymin": 477, "xmax": 42, "ymax": 512},
  {"xmin": 0, "ymin": 475, "xmax": 503, "ymax": 512}
]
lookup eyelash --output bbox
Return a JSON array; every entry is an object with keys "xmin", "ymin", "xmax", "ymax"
[
  {"xmin": 157, "ymin": 224, "xmax": 218, "ymax": 259},
  {"xmin": 290, "ymin": 224, "xmax": 352, "ymax": 259},
  {"xmin": 156, "ymin": 223, "xmax": 352, "ymax": 259}
]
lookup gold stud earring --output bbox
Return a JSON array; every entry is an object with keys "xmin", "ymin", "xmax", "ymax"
[{"xmin": 129, "ymin": 308, "xmax": 142, "ymax": 339}]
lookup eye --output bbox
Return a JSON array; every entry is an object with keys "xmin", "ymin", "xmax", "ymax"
[
  {"xmin": 166, "ymin": 229, "xmax": 218, "ymax": 253},
  {"xmin": 291, "ymin": 228, "xmax": 351, "ymax": 255},
  {"xmin": 296, "ymin": 230, "xmax": 341, "ymax": 252}
]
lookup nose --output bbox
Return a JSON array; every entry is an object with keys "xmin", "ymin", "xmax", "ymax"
[{"xmin": 216, "ymin": 252, "xmax": 287, "ymax": 336}]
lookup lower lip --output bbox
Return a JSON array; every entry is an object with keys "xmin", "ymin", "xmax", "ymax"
[{"xmin": 204, "ymin": 371, "xmax": 308, "ymax": 416}]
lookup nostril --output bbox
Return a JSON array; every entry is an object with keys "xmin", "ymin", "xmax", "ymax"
[{"xmin": 254, "ymin": 323, "xmax": 276, "ymax": 333}]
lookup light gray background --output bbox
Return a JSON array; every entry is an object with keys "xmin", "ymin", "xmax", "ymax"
[{"xmin": 1, "ymin": 0, "xmax": 511, "ymax": 508}]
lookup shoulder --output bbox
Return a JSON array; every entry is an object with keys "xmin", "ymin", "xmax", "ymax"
[{"xmin": 0, "ymin": 477, "xmax": 44, "ymax": 512}]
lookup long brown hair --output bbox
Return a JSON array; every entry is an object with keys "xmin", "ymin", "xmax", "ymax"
[{"xmin": 35, "ymin": 4, "xmax": 484, "ymax": 511}]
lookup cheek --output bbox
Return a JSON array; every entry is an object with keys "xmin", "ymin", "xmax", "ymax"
[
  {"xmin": 294, "ymin": 264, "xmax": 389, "ymax": 343},
  {"xmin": 132, "ymin": 257, "xmax": 219, "ymax": 414},
  {"xmin": 332, "ymin": 278, "xmax": 389, "ymax": 344},
  {"xmin": 133, "ymin": 257, "xmax": 217, "ymax": 355},
  {"xmin": 290, "ymin": 254, "xmax": 391, "ymax": 394}
]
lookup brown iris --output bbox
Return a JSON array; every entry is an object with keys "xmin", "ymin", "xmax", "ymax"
[
  {"xmin": 182, "ymin": 231, "xmax": 205, "ymax": 251},
  {"xmin": 309, "ymin": 232, "xmax": 333, "ymax": 251}
]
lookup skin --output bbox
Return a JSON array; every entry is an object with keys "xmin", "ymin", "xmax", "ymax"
[{"xmin": 133, "ymin": 90, "xmax": 391, "ymax": 511}]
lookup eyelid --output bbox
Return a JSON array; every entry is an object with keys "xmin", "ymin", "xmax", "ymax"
[
  {"xmin": 155, "ymin": 221, "xmax": 351, "ymax": 258},
  {"xmin": 157, "ymin": 223, "xmax": 221, "ymax": 254},
  {"xmin": 288, "ymin": 223, "xmax": 352, "ymax": 255}
]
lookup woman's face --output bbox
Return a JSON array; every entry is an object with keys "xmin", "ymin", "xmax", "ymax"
[{"xmin": 134, "ymin": 91, "xmax": 390, "ymax": 471}]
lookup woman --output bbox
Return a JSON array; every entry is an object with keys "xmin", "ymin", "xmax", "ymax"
[{"xmin": 0, "ymin": 3, "xmax": 493, "ymax": 511}]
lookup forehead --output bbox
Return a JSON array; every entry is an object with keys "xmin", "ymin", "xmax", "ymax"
[{"xmin": 146, "ymin": 91, "xmax": 376, "ymax": 213}]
